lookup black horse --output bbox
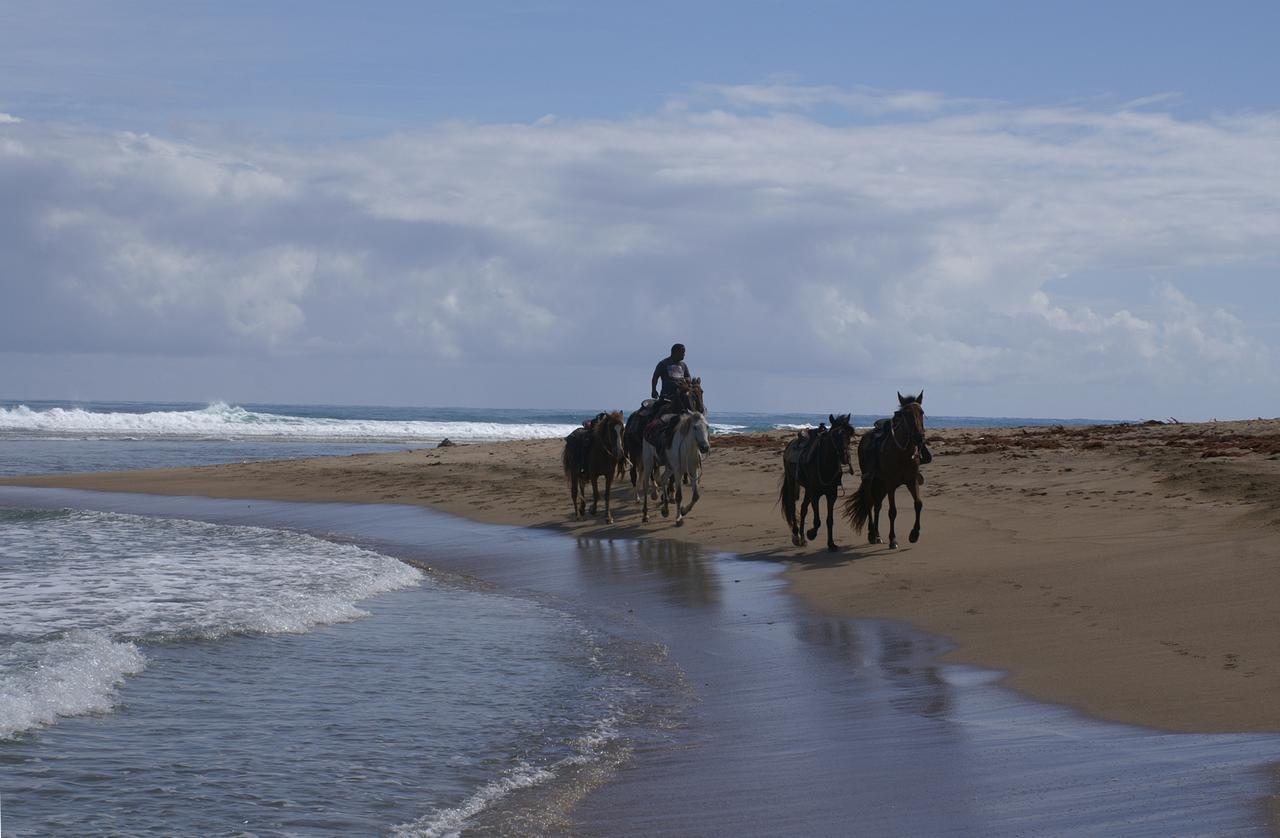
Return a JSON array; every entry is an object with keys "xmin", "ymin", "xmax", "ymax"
[
  {"xmin": 843, "ymin": 392, "xmax": 927, "ymax": 549},
  {"xmin": 780, "ymin": 414, "xmax": 854, "ymax": 551}
]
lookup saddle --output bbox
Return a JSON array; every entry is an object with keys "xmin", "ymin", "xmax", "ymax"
[
  {"xmin": 866, "ymin": 416, "xmax": 933, "ymax": 466},
  {"xmin": 643, "ymin": 414, "xmax": 679, "ymax": 458},
  {"xmin": 566, "ymin": 413, "xmax": 607, "ymax": 476},
  {"xmin": 791, "ymin": 424, "xmax": 827, "ymax": 471}
]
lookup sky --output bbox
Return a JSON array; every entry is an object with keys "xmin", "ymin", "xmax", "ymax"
[{"xmin": 1, "ymin": 1, "xmax": 1278, "ymax": 420}]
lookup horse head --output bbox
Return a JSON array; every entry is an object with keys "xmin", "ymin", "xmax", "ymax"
[
  {"xmin": 688, "ymin": 377, "xmax": 706, "ymax": 415},
  {"xmin": 674, "ymin": 377, "xmax": 707, "ymax": 416},
  {"xmin": 828, "ymin": 413, "xmax": 855, "ymax": 471},
  {"xmin": 895, "ymin": 392, "xmax": 927, "ymax": 454},
  {"xmin": 595, "ymin": 410, "xmax": 626, "ymax": 461},
  {"xmin": 691, "ymin": 409, "xmax": 711, "ymax": 455}
]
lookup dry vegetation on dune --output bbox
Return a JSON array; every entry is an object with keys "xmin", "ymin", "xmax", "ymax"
[{"xmin": 930, "ymin": 419, "xmax": 1280, "ymax": 526}]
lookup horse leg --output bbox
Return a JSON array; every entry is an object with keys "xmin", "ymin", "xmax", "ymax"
[
  {"xmin": 868, "ymin": 483, "xmax": 883, "ymax": 544},
  {"xmin": 604, "ymin": 468, "xmax": 615, "ymax": 524},
  {"xmin": 887, "ymin": 487, "xmax": 899, "ymax": 549},
  {"xmin": 825, "ymin": 489, "xmax": 838, "ymax": 552},
  {"xmin": 806, "ymin": 485, "xmax": 821, "ymax": 542},
  {"xmin": 570, "ymin": 473, "xmax": 580, "ymax": 520},
  {"xmin": 679, "ymin": 463, "xmax": 701, "ymax": 517},
  {"xmin": 674, "ymin": 468, "xmax": 686, "ymax": 526},
  {"xmin": 659, "ymin": 465, "xmax": 670, "ymax": 518},
  {"xmin": 589, "ymin": 473, "xmax": 600, "ymax": 515},
  {"xmin": 907, "ymin": 478, "xmax": 922, "ymax": 543},
  {"xmin": 641, "ymin": 460, "xmax": 650, "ymax": 522}
]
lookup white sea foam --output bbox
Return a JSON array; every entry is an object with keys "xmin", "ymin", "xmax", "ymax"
[
  {"xmin": 392, "ymin": 716, "xmax": 623, "ymax": 838},
  {"xmin": 0, "ymin": 402, "xmax": 579, "ymax": 443},
  {"xmin": 0, "ymin": 630, "xmax": 146, "ymax": 739},
  {"xmin": 0, "ymin": 509, "xmax": 423, "ymax": 737}
]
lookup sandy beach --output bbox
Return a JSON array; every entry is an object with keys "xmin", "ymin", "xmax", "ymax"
[{"xmin": 6, "ymin": 418, "xmax": 1280, "ymax": 735}]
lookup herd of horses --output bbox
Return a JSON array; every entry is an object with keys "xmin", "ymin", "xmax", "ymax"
[{"xmin": 562, "ymin": 382, "xmax": 928, "ymax": 552}]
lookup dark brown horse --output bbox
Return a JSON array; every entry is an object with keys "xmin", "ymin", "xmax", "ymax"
[
  {"xmin": 780, "ymin": 414, "xmax": 854, "ymax": 551},
  {"xmin": 562, "ymin": 410, "xmax": 626, "ymax": 523},
  {"xmin": 842, "ymin": 392, "xmax": 927, "ymax": 549},
  {"xmin": 624, "ymin": 377, "xmax": 706, "ymax": 494}
]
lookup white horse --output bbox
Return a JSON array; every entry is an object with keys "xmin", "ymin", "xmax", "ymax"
[{"xmin": 639, "ymin": 411, "xmax": 710, "ymax": 526}]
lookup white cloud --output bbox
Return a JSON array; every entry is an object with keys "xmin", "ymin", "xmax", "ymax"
[{"xmin": 1, "ymin": 91, "xmax": 1278, "ymax": 415}]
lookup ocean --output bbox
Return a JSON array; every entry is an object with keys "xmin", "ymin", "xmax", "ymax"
[{"xmin": 3, "ymin": 400, "xmax": 1279, "ymax": 835}]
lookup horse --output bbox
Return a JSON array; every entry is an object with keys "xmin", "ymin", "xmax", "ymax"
[
  {"xmin": 624, "ymin": 377, "xmax": 706, "ymax": 494},
  {"xmin": 781, "ymin": 413, "xmax": 855, "ymax": 551},
  {"xmin": 842, "ymin": 392, "xmax": 927, "ymax": 549},
  {"xmin": 561, "ymin": 410, "xmax": 626, "ymax": 524},
  {"xmin": 639, "ymin": 411, "xmax": 710, "ymax": 526}
]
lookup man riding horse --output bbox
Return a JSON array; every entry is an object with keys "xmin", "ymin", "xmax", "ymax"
[
  {"xmin": 651, "ymin": 343, "xmax": 692, "ymax": 413},
  {"xmin": 625, "ymin": 343, "xmax": 704, "ymax": 488}
]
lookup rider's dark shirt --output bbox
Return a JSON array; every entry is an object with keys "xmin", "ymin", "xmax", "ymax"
[{"xmin": 653, "ymin": 357, "xmax": 691, "ymax": 398}]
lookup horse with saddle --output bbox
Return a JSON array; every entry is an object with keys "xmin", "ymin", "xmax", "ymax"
[{"xmin": 623, "ymin": 377, "xmax": 706, "ymax": 494}]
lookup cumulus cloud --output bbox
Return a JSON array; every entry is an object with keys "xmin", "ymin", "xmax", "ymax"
[{"xmin": 1, "ymin": 89, "xmax": 1278, "ymax": 415}]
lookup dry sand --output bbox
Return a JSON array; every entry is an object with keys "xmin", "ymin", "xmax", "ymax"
[{"xmin": 7, "ymin": 419, "xmax": 1280, "ymax": 734}]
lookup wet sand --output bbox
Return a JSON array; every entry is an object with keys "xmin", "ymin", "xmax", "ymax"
[
  {"xmin": 5, "ymin": 419, "xmax": 1280, "ymax": 734},
  {"xmin": 3, "ymin": 487, "xmax": 1279, "ymax": 835}
]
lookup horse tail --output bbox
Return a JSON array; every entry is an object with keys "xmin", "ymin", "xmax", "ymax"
[
  {"xmin": 780, "ymin": 463, "xmax": 798, "ymax": 529},
  {"xmin": 842, "ymin": 480, "xmax": 870, "ymax": 534},
  {"xmin": 561, "ymin": 441, "xmax": 575, "ymax": 482}
]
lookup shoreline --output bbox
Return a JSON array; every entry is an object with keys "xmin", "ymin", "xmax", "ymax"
[
  {"xmin": 4, "ymin": 418, "xmax": 1280, "ymax": 734},
  {"xmin": 9, "ymin": 488, "xmax": 1279, "ymax": 834}
]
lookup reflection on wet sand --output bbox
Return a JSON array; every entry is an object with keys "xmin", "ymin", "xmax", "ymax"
[{"xmin": 574, "ymin": 536, "xmax": 721, "ymax": 608}]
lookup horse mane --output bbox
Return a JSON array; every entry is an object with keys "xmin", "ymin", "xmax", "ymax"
[
  {"xmin": 675, "ymin": 410, "xmax": 706, "ymax": 434},
  {"xmin": 593, "ymin": 410, "xmax": 624, "ymax": 438}
]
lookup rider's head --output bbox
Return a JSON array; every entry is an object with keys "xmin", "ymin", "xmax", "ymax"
[{"xmin": 671, "ymin": 343, "xmax": 686, "ymax": 361}]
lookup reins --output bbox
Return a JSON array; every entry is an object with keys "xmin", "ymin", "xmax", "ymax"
[
  {"xmin": 816, "ymin": 429, "xmax": 848, "ymax": 487},
  {"xmin": 890, "ymin": 410, "xmax": 909, "ymax": 450},
  {"xmin": 594, "ymin": 417, "xmax": 624, "ymax": 461},
  {"xmin": 888, "ymin": 408, "xmax": 924, "ymax": 458}
]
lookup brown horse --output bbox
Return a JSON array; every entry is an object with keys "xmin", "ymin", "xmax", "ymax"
[
  {"xmin": 842, "ymin": 392, "xmax": 927, "ymax": 549},
  {"xmin": 562, "ymin": 410, "xmax": 626, "ymax": 523},
  {"xmin": 781, "ymin": 414, "xmax": 855, "ymax": 551},
  {"xmin": 623, "ymin": 377, "xmax": 706, "ymax": 494}
]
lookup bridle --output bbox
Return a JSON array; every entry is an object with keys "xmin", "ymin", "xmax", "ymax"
[
  {"xmin": 817, "ymin": 422, "xmax": 853, "ymax": 485},
  {"xmin": 596, "ymin": 417, "xmax": 624, "ymax": 460},
  {"xmin": 890, "ymin": 406, "xmax": 926, "ymax": 456}
]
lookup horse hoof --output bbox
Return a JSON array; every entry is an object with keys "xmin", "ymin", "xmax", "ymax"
[
  {"xmin": 791, "ymin": 534, "xmax": 802, "ymax": 546},
  {"xmin": 909, "ymin": 530, "xmax": 919, "ymax": 544},
  {"xmin": 869, "ymin": 536, "xmax": 881, "ymax": 545},
  {"xmin": 889, "ymin": 541, "xmax": 898, "ymax": 549},
  {"xmin": 828, "ymin": 544, "xmax": 838, "ymax": 552},
  {"xmin": 642, "ymin": 515, "xmax": 649, "ymax": 523},
  {"xmin": 676, "ymin": 518, "xmax": 684, "ymax": 527},
  {"xmin": 607, "ymin": 515, "xmax": 614, "ymax": 524},
  {"xmin": 806, "ymin": 528, "xmax": 818, "ymax": 540},
  {"xmin": 661, "ymin": 508, "xmax": 669, "ymax": 518}
]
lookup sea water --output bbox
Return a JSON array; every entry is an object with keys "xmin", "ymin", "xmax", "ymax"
[
  {"xmin": 0, "ymin": 505, "xmax": 677, "ymax": 835},
  {"xmin": 0, "ymin": 402, "xmax": 698, "ymax": 834},
  {"xmin": 8, "ymin": 400, "xmax": 1277, "ymax": 836}
]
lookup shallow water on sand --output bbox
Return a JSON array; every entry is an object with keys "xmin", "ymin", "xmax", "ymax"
[{"xmin": 2, "ymin": 487, "xmax": 1279, "ymax": 836}]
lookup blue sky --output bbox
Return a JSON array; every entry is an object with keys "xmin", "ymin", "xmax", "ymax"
[{"xmin": 1, "ymin": 2, "xmax": 1278, "ymax": 418}]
